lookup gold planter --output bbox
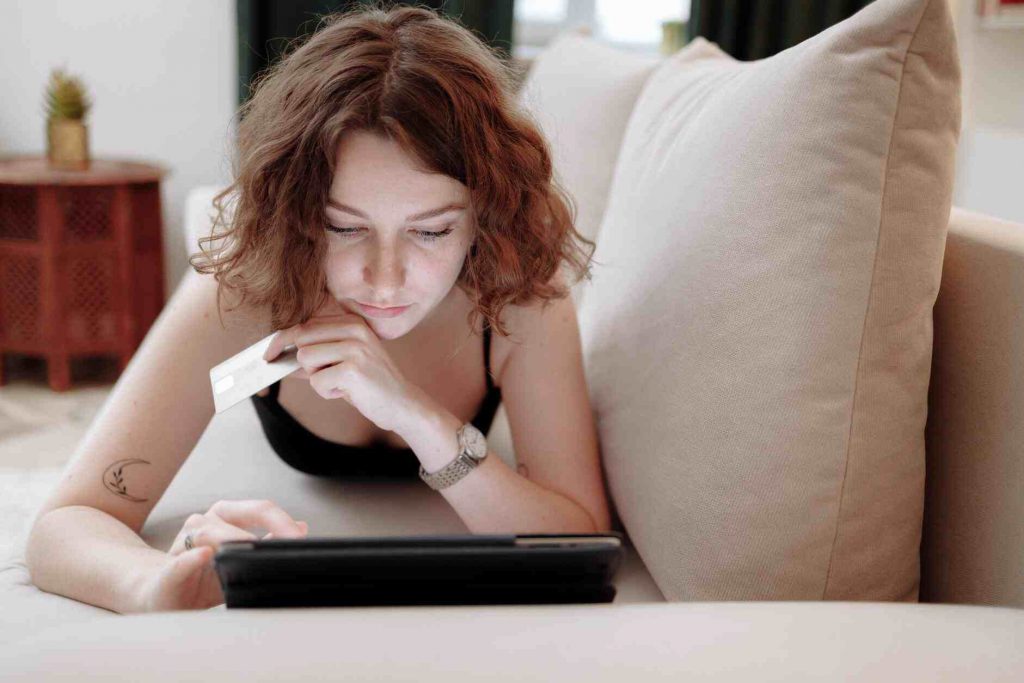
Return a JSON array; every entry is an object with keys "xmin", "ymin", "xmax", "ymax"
[{"xmin": 47, "ymin": 118, "xmax": 90, "ymax": 170}]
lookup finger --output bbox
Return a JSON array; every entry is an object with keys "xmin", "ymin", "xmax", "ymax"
[
  {"xmin": 172, "ymin": 523, "xmax": 208, "ymax": 556},
  {"xmin": 185, "ymin": 546, "xmax": 212, "ymax": 567},
  {"xmin": 194, "ymin": 520, "xmax": 261, "ymax": 549},
  {"xmin": 294, "ymin": 319, "xmax": 371, "ymax": 347},
  {"xmin": 263, "ymin": 330, "xmax": 283, "ymax": 362},
  {"xmin": 208, "ymin": 500, "xmax": 306, "ymax": 538},
  {"xmin": 319, "ymin": 312, "xmax": 365, "ymax": 326},
  {"xmin": 172, "ymin": 523, "xmax": 256, "ymax": 556},
  {"xmin": 264, "ymin": 329, "xmax": 299, "ymax": 362},
  {"xmin": 309, "ymin": 362, "xmax": 353, "ymax": 400},
  {"xmin": 297, "ymin": 339, "xmax": 362, "ymax": 371}
]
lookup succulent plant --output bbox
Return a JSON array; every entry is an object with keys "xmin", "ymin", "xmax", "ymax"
[{"xmin": 43, "ymin": 67, "xmax": 92, "ymax": 121}]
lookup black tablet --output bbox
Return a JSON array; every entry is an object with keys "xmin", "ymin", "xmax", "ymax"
[{"xmin": 213, "ymin": 532, "xmax": 625, "ymax": 608}]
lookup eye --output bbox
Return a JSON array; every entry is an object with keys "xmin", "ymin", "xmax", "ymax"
[
  {"xmin": 326, "ymin": 225, "xmax": 364, "ymax": 236},
  {"xmin": 415, "ymin": 225, "xmax": 455, "ymax": 241},
  {"xmin": 326, "ymin": 224, "xmax": 455, "ymax": 241}
]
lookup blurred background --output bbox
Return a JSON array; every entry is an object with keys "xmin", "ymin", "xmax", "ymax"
[
  {"xmin": 0, "ymin": 1, "xmax": 1020, "ymax": 525},
  {"xmin": 0, "ymin": 0, "xmax": 1019, "ymax": 299}
]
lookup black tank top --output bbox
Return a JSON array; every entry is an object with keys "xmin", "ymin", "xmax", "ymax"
[{"xmin": 251, "ymin": 323, "xmax": 502, "ymax": 480}]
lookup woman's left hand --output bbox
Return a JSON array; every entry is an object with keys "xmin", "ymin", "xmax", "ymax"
[{"xmin": 262, "ymin": 311, "xmax": 420, "ymax": 434}]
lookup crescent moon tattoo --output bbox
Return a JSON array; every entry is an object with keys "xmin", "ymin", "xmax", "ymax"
[{"xmin": 102, "ymin": 458, "xmax": 151, "ymax": 503}]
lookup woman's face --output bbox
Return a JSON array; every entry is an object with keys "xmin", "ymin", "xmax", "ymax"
[{"xmin": 323, "ymin": 129, "xmax": 475, "ymax": 341}]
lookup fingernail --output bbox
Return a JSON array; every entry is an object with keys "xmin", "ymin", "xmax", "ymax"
[{"xmin": 263, "ymin": 532, "xmax": 274, "ymax": 539}]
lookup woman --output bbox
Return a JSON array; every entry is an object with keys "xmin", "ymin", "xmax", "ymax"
[{"xmin": 25, "ymin": 3, "xmax": 610, "ymax": 613}]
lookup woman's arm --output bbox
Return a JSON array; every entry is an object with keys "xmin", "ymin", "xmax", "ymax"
[
  {"xmin": 399, "ymin": 294, "xmax": 612, "ymax": 534},
  {"xmin": 404, "ymin": 402, "xmax": 601, "ymax": 534},
  {"xmin": 26, "ymin": 270, "xmax": 272, "ymax": 612},
  {"xmin": 27, "ymin": 506, "xmax": 172, "ymax": 614}
]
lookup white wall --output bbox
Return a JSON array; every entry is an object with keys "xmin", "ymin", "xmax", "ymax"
[
  {"xmin": 0, "ymin": 0, "xmax": 237, "ymax": 298},
  {"xmin": 949, "ymin": 0, "xmax": 1024, "ymax": 224}
]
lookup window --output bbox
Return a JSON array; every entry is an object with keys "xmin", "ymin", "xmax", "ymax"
[{"xmin": 513, "ymin": 0, "xmax": 690, "ymax": 59}]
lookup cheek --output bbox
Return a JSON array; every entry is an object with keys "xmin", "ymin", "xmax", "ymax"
[
  {"xmin": 415, "ymin": 249, "xmax": 464, "ymax": 289},
  {"xmin": 322, "ymin": 249, "xmax": 352, "ymax": 288},
  {"xmin": 323, "ymin": 244, "xmax": 464, "ymax": 287}
]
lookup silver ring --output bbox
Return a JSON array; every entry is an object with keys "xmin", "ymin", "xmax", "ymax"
[{"xmin": 184, "ymin": 533, "xmax": 195, "ymax": 551}]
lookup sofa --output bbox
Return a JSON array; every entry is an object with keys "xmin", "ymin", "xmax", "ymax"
[{"xmin": 2, "ymin": 0, "xmax": 1022, "ymax": 678}]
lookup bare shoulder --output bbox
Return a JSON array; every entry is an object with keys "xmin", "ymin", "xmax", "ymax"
[
  {"xmin": 489, "ymin": 278, "xmax": 579, "ymax": 388},
  {"xmin": 149, "ymin": 269, "xmax": 274, "ymax": 368},
  {"xmin": 180, "ymin": 269, "xmax": 271, "ymax": 337}
]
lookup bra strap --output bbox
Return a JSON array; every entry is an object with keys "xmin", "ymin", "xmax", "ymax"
[{"xmin": 483, "ymin": 322, "xmax": 495, "ymax": 391}]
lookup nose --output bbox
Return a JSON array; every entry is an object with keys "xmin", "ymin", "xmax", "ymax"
[{"xmin": 363, "ymin": 241, "xmax": 406, "ymax": 294}]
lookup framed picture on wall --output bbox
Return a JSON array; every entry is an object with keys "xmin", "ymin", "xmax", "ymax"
[{"xmin": 977, "ymin": 0, "xmax": 1024, "ymax": 28}]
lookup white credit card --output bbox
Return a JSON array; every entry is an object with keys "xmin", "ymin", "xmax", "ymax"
[{"xmin": 210, "ymin": 333, "xmax": 301, "ymax": 414}]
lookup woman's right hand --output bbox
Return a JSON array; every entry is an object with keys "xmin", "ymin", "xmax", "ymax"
[{"xmin": 136, "ymin": 499, "xmax": 309, "ymax": 612}]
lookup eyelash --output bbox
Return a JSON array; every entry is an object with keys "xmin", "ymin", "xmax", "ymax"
[{"xmin": 326, "ymin": 224, "xmax": 455, "ymax": 241}]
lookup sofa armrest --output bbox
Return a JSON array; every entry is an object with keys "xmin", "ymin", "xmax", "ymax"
[{"xmin": 922, "ymin": 206, "xmax": 1024, "ymax": 608}]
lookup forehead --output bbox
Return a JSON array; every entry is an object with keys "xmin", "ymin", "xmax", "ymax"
[{"xmin": 330, "ymin": 130, "xmax": 466, "ymax": 201}]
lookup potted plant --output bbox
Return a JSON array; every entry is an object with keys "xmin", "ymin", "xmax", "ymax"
[{"xmin": 44, "ymin": 67, "xmax": 92, "ymax": 170}]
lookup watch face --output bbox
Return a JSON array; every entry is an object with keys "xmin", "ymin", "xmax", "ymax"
[{"xmin": 461, "ymin": 424, "xmax": 488, "ymax": 460}]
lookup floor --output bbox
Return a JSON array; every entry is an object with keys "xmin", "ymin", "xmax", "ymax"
[
  {"xmin": 0, "ymin": 354, "xmax": 115, "ymax": 560},
  {"xmin": 0, "ymin": 354, "xmax": 114, "ymax": 468}
]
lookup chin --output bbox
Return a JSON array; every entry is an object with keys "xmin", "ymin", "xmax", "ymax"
[
  {"xmin": 358, "ymin": 315, "xmax": 416, "ymax": 341},
  {"xmin": 370, "ymin": 324, "xmax": 407, "ymax": 341}
]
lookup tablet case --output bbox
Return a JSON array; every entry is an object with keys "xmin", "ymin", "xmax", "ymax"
[{"xmin": 214, "ymin": 533, "xmax": 624, "ymax": 608}]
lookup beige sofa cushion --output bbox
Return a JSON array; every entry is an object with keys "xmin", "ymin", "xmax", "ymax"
[{"xmin": 577, "ymin": 0, "xmax": 960, "ymax": 601}]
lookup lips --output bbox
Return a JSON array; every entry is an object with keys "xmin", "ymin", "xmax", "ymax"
[
  {"xmin": 356, "ymin": 302, "xmax": 411, "ymax": 318},
  {"xmin": 359, "ymin": 302, "xmax": 407, "ymax": 309}
]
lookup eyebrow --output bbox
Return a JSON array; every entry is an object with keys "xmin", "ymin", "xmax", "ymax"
[{"xmin": 326, "ymin": 199, "xmax": 466, "ymax": 222}]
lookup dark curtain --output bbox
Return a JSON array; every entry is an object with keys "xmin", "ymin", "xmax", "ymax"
[
  {"xmin": 686, "ymin": 0, "xmax": 875, "ymax": 61},
  {"xmin": 237, "ymin": 0, "xmax": 514, "ymax": 107}
]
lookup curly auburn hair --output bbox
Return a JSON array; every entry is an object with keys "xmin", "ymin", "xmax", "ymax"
[{"xmin": 189, "ymin": 1, "xmax": 595, "ymax": 337}]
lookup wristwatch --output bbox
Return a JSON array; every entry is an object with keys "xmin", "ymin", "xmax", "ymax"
[{"xmin": 418, "ymin": 422, "xmax": 488, "ymax": 490}]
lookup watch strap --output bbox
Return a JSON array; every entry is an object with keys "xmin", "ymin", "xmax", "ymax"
[
  {"xmin": 418, "ymin": 423, "xmax": 486, "ymax": 491},
  {"xmin": 419, "ymin": 453, "xmax": 478, "ymax": 491}
]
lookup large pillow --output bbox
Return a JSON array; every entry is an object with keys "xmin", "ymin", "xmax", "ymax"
[
  {"xmin": 578, "ymin": 0, "xmax": 960, "ymax": 601},
  {"xmin": 516, "ymin": 31, "xmax": 659, "ymax": 308}
]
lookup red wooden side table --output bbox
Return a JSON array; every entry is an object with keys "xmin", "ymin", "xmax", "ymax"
[{"xmin": 0, "ymin": 155, "xmax": 169, "ymax": 391}]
